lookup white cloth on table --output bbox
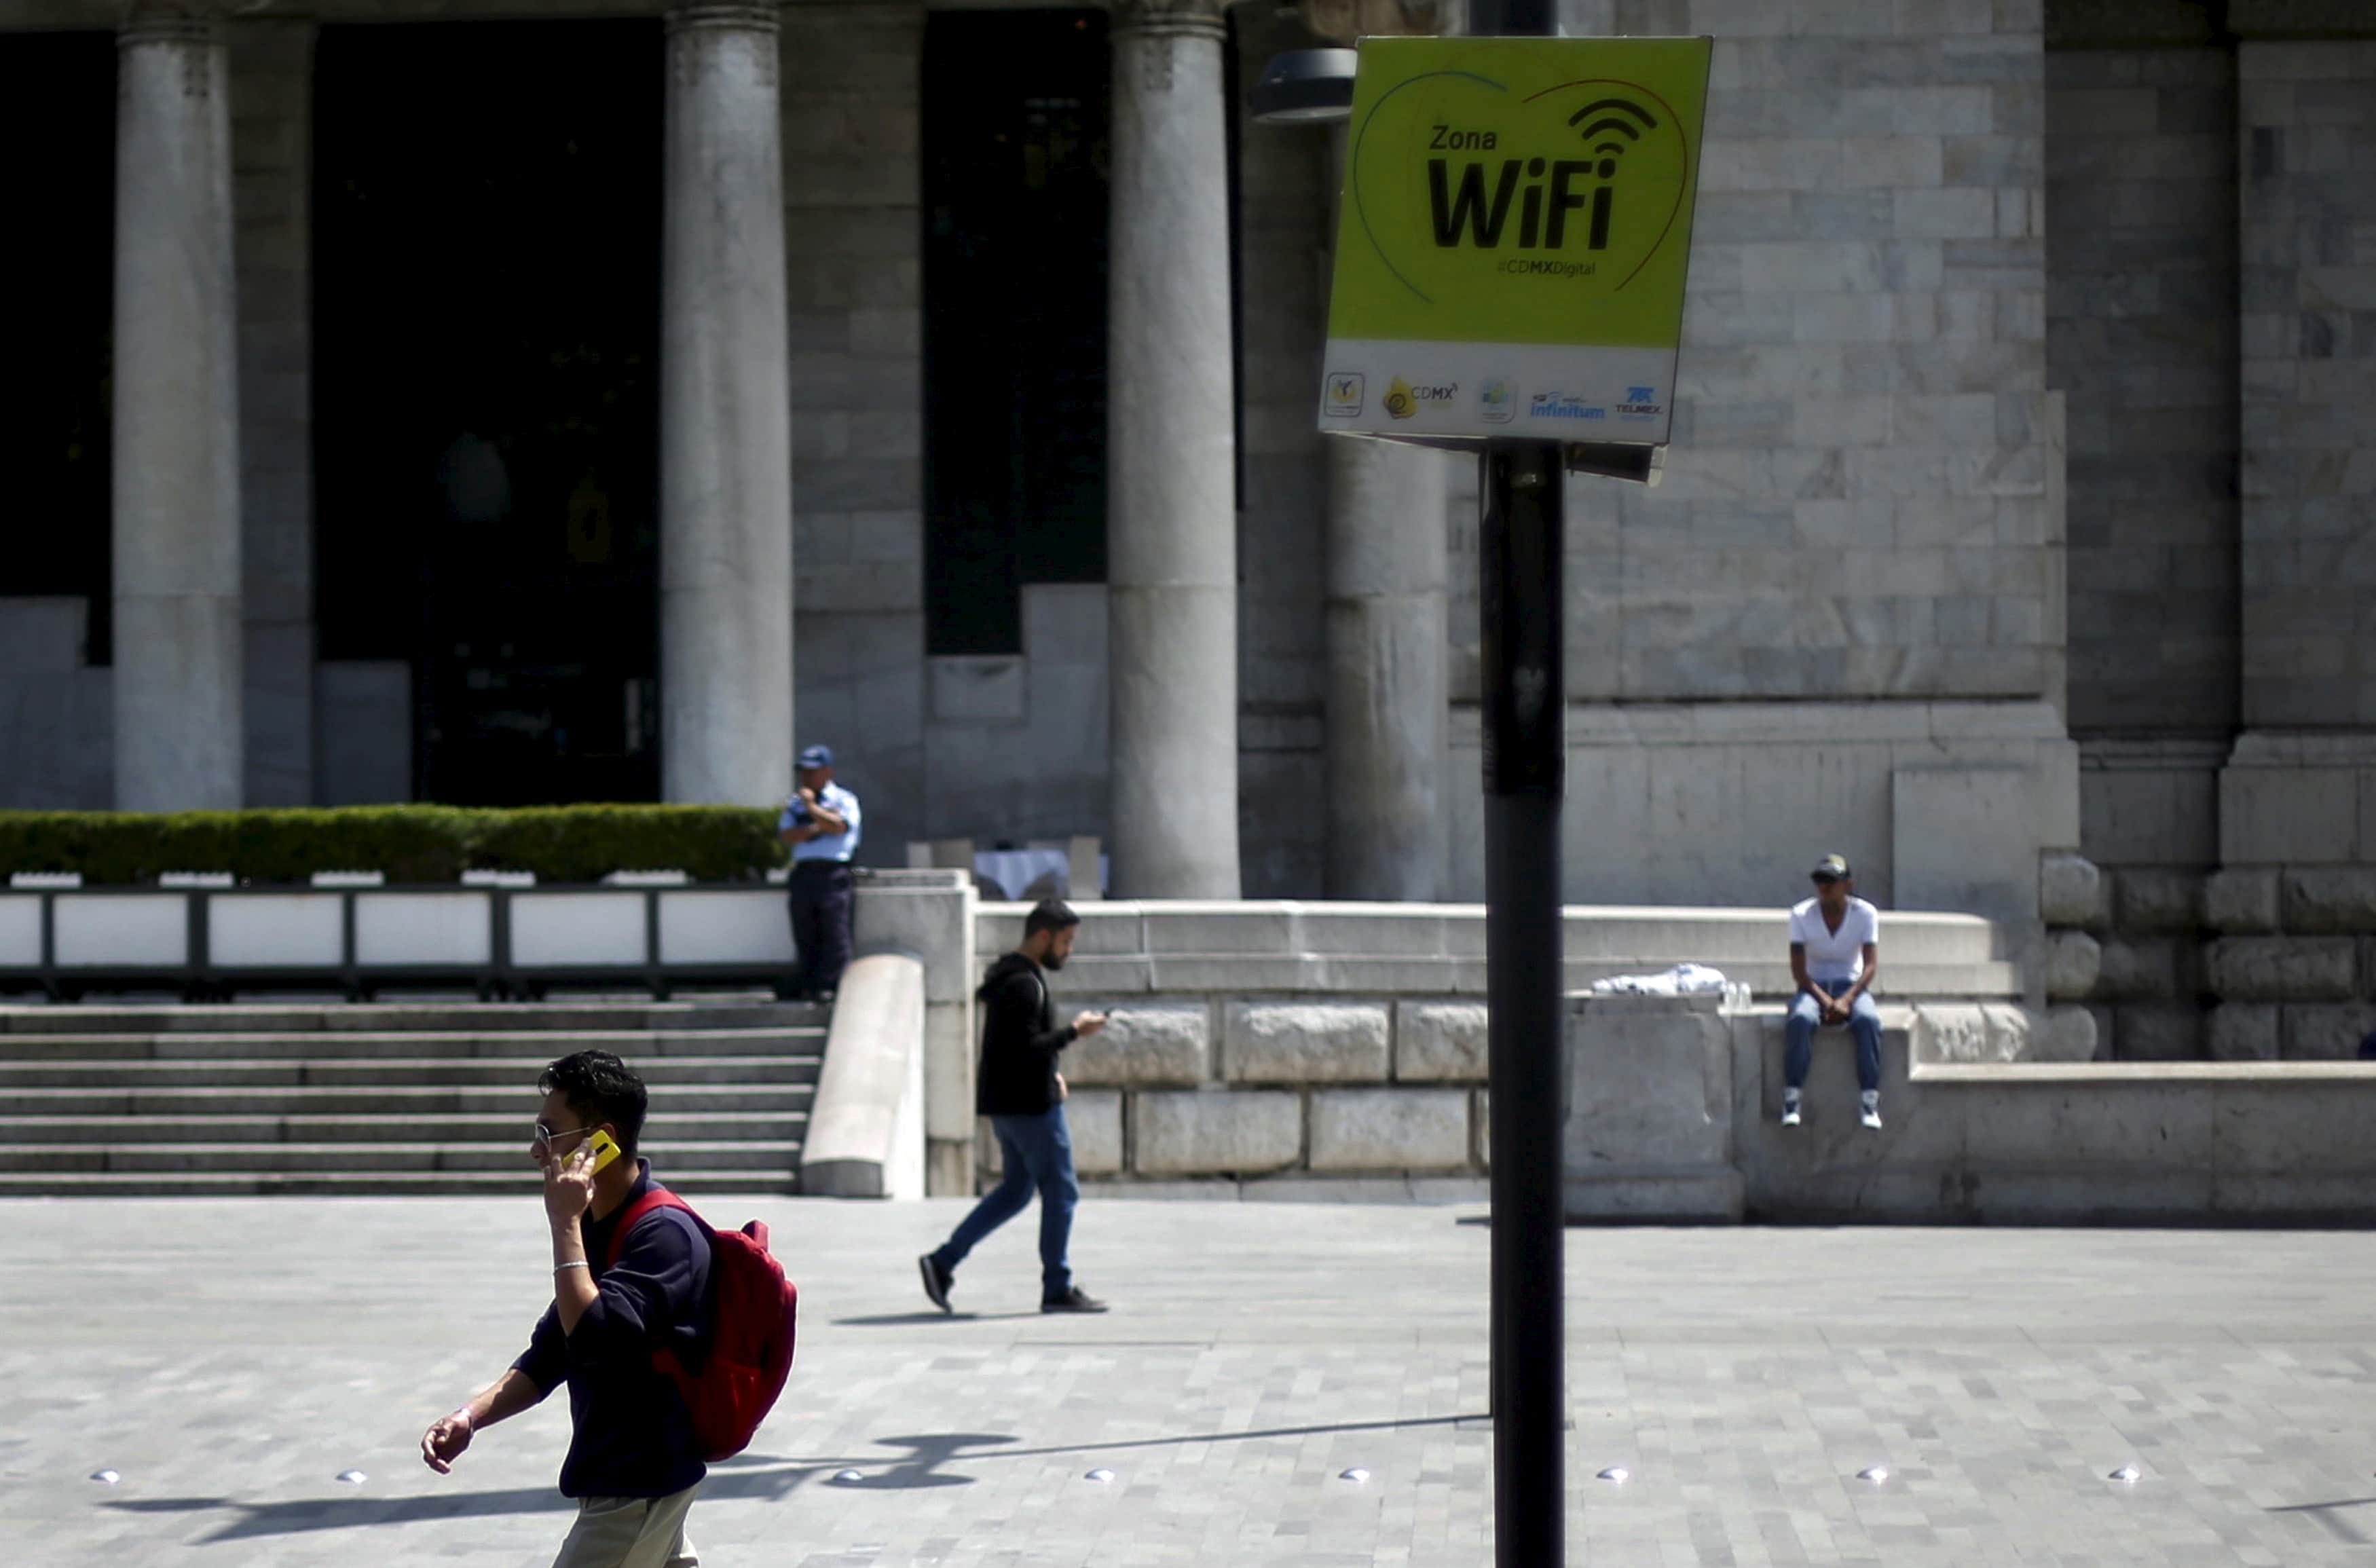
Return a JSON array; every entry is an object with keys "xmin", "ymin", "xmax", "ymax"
[
  {"xmin": 974, "ymin": 848, "xmax": 1069, "ymax": 901},
  {"xmin": 1589, "ymin": 963, "xmax": 1730, "ymax": 996}
]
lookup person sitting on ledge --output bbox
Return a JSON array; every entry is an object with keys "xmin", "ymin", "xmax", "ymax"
[{"xmin": 1783, "ymin": 853, "xmax": 1884, "ymax": 1132}]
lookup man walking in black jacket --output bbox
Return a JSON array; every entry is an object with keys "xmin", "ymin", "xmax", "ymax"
[{"xmin": 919, "ymin": 899, "xmax": 1111, "ymax": 1313}]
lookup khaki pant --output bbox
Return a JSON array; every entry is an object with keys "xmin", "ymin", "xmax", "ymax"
[{"xmin": 550, "ymin": 1483, "xmax": 699, "ymax": 1568}]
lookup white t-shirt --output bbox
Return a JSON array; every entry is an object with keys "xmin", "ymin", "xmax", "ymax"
[{"xmin": 1789, "ymin": 896, "xmax": 1880, "ymax": 982}]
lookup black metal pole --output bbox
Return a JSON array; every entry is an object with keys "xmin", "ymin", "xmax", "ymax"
[
  {"xmin": 1466, "ymin": 6, "xmax": 1565, "ymax": 1565},
  {"xmin": 1480, "ymin": 436, "xmax": 1566, "ymax": 1568}
]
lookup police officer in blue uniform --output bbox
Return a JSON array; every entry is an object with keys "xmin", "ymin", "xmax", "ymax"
[{"xmin": 779, "ymin": 745, "xmax": 861, "ymax": 1003}]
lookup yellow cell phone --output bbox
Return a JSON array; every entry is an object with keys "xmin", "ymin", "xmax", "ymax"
[{"xmin": 587, "ymin": 1129, "xmax": 624, "ymax": 1174}]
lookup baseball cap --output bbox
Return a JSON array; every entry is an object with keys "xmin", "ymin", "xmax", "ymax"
[
  {"xmin": 797, "ymin": 744, "xmax": 834, "ymax": 770},
  {"xmin": 1810, "ymin": 853, "xmax": 1852, "ymax": 881}
]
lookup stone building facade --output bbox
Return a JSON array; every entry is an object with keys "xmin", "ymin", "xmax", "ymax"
[{"xmin": 0, "ymin": 0, "xmax": 2371, "ymax": 1056}]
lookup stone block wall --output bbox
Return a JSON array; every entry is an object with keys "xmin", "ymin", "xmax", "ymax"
[
  {"xmin": 1232, "ymin": 5, "xmax": 1333, "ymax": 897},
  {"xmin": 1443, "ymin": 0, "xmax": 2064, "ymax": 709},
  {"xmin": 230, "ymin": 19, "xmax": 317, "ymax": 809},
  {"xmin": 2047, "ymin": 45, "xmax": 2240, "ymax": 741},
  {"xmin": 2234, "ymin": 40, "xmax": 2376, "ymax": 732},
  {"xmin": 979, "ymin": 994, "xmax": 1491, "ymax": 1189},
  {"xmin": 780, "ymin": 0, "xmax": 929, "ymax": 859},
  {"xmin": 1432, "ymin": 0, "xmax": 2087, "ymax": 916},
  {"xmin": 2045, "ymin": 45, "xmax": 2239, "ymax": 1047},
  {"xmin": 2203, "ymin": 867, "xmax": 2376, "ymax": 1060},
  {"xmin": 0, "ymin": 599, "xmax": 109, "ymax": 808}
]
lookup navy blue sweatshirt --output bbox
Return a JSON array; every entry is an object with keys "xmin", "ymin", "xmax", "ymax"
[{"xmin": 512, "ymin": 1161, "xmax": 715, "ymax": 1499}]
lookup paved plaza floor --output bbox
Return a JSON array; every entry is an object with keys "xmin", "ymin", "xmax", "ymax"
[{"xmin": 2, "ymin": 1195, "xmax": 2372, "ymax": 1567}]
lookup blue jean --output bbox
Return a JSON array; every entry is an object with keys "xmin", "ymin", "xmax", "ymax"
[
  {"xmin": 1785, "ymin": 986, "xmax": 1881, "ymax": 1094},
  {"xmin": 931, "ymin": 1106, "xmax": 1077, "ymax": 1297}
]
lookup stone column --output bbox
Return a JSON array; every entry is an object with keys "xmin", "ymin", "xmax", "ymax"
[
  {"xmin": 1323, "ymin": 130, "xmax": 1446, "ymax": 901},
  {"xmin": 113, "ymin": 7, "xmax": 244, "ymax": 811},
  {"xmin": 660, "ymin": 2, "xmax": 795, "ymax": 806},
  {"xmin": 1107, "ymin": 0, "xmax": 1241, "ymax": 897}
]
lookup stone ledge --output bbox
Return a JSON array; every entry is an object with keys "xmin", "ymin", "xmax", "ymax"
[
  {"xmin": 1223, "ymin": 1001, "xmax": 1391, "ymax": 1083},
  {"xmin": 1130, "ymin": 1089, "xmax": 1303, "ymax": 1175},
  {"xmin": 1394, "ymin": 1001, "xmax": 1487, "ymax": 1081},
  {"xmin": 1307, "ymin": 1088, "xmax": 1472, "ymax": 1172},
  {"xmin": 1913, "ymin": 1060, "xmax": 2376, "ymax": 1083},
  {"xmin": 1062, "ymin": 1000, "xmax": 1210, "ymax": 1086}
]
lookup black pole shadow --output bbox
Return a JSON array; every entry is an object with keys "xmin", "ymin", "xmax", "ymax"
[{"xmin": 831, "ymin": 1311, "xmax": 1045, "ymax": 1326}]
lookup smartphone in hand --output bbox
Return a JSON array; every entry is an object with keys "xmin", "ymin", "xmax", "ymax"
[{"xmin": 587, "ymin": 1129, "xmax": 625, "ymax": 1174}]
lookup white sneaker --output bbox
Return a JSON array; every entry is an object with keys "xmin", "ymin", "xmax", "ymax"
[
  {"xmin": 1781, "ymin": 1092, "xmax": 1802, "ymax": 1127},
  {"xmin": 1859, "ymin": 1091, "xmax": 1882, "ymax": 1131}
]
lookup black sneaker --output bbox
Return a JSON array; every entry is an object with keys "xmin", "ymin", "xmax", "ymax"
[
  {"xmin": 918, "ymin": 1254, "xmax": 953, "ymax": 1313},
  {"xmin": 1041, "ymin": 1286, "xmax": 1109, "ymax": 1314}
]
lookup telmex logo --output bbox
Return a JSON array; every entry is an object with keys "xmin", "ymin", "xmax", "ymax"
[{"xmin": 1429, "ymin": 96, "xmax": 1658, "ymax": 254}]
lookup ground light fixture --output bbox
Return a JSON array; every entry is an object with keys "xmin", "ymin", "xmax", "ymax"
[{"xmin": 1248, "ymin": 48, "xmax": 1357, "ymax": 125}]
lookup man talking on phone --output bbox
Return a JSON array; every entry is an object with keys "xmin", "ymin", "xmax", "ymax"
[{"xmin": 420, "ymin": 1051, "xmax": 716, "ymax": 1568}]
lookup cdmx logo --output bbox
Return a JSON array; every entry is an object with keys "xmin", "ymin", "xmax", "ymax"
[
  {"xmin": 1428, "ymin": 95, "xmax": 1658, "ymax": 254},
  {"xmin": 1383, "ymin": 375, "xmax": 1458, "ymax": 419}
]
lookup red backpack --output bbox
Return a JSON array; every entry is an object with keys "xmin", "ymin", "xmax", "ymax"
[{"xmin": 606, "ymin": 1190, "xmax": 797, "ymax": 1462}]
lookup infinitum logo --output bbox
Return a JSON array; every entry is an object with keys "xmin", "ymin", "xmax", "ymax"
[
  {"xmin": 1528, "ymin": 392, "xmax": 1606, "ymax": 422},
  {"xmin": 1323, "ymin": 372, "xmax": 1366, "ymax": 417}
]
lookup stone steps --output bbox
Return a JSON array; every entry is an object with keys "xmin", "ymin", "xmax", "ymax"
[
  {"xmin": 0, "ymin": 1082, "xmax": 813, "ymax": 1113},
  {"xmin": 0, "ymin": 1000, "xmax": 821, "ymax": 1195},
  {"xmin": 0, "ymin": 1170, "xmax": 800, "ymax": 1198},
  {"xmin": 0, "ymin": 1054, "xmax": 821, "ymax": 1090},
  {"xmin": 0, "ymin": 1140, "xmax": 804, "ymax": 1174},
  {"xmin": 0, "ymin": 1001, "xmax": 816, "ymax": 1034},
  {"xmin": 0, "ymin": 1027, "xmax": 823, "ymax": 1062},
  {"xmin": 0, "ymin": 1112, "xmax": 809, "ymax": 1145}
]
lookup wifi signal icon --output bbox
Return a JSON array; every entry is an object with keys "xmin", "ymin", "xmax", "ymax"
[{"xmin": 1566, "ymin": 96, "xmax": 1658, "ymax": 179}]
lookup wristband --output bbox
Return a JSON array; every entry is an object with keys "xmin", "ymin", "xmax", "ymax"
[{"xmin": 555, "ymin": 1260, "xmax": 591, "ymax": 1273}]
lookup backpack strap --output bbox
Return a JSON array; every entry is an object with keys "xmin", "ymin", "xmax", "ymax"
[{"xmin": 604, "ymin": 1188, "xmax": 701, "ymax": 1269}]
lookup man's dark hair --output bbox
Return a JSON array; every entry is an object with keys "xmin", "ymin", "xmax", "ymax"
[
  {"xmin": 538, "ymin": 1050, "xmax": 649, "ymax": 1155},
  {"xmin": 1024, "ymin": 899, "xmax": 1081, "ymax": 939}
]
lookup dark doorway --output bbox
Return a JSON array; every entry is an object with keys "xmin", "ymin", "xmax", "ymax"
[
  {"xmin": 921, "ymin": 10, "xmax": 1110, "ymax": 657},
  {"xmin": 314, "ymin": 20, "xmax": 663, "ymax": 805},
  {"xmin": 0, "ymin": 34, "xmax": 114, "ymax": 662}
]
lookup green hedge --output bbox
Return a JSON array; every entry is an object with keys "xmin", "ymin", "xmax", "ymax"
[{"xmin": 0, "ymin": 805, "xmax": 788, "ymax": 886}]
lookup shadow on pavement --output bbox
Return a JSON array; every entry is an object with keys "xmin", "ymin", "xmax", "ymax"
[
  {"xmin": 832, "ymin": 1311, "xmax": 1044, "ymax": 1326},
  {"xmin": 99, "ymin": 1411, "xmax": 1483, "ymax": 1540}
]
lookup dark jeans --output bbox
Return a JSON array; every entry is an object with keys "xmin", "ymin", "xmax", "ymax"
[
  {"xmin": 1785, "ymin": 986, "xmax": 1882, "ymax": 1094},
  {"xmin": 930, "ymin": 1106, "xmax": 1077, "ymax": 1298},
  {"xmin": 786, "ymin": 861, "xmax": 853, "ymax": 999}
]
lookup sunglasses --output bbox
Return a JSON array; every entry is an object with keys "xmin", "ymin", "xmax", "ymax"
[{"xmin": 532, "ymin": 1121, "xmax": 602, "ymax": 1156}]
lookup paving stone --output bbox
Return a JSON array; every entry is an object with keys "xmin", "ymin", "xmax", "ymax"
[{"xmin": 4, "ymin": 1198, "xmax": 2375, "ymax": 1567}]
